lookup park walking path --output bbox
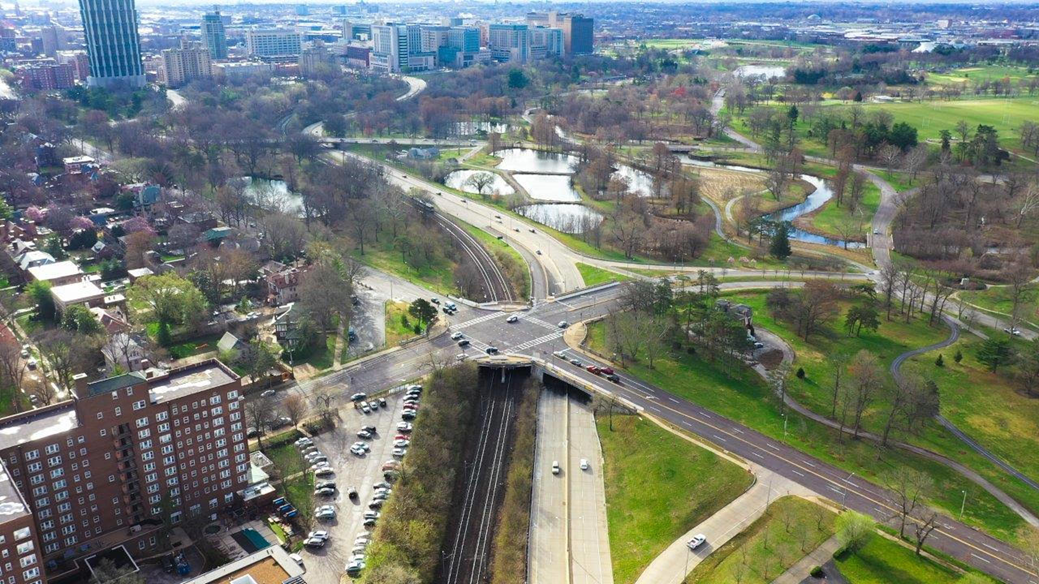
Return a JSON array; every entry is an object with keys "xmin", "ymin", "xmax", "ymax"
[{"xmin": 771, "ymin": 536, "xmax": 842, "ymax": 584}]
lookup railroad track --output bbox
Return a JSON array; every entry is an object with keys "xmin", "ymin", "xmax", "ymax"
[
  {"xmin": 443, "ymin": 371, "xmax": 518, "ymax": 584},
  {"xmin": 433, "ymin": 212, "xmax": 514, "ymax": 303}
]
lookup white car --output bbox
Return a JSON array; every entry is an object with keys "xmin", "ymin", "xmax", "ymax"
[
  {"xmin": 397, "ymin": 422, "xmax": 413, "ymax": 432},
  {"xmin": 1004, "ymin": 327, "xmax": 1022, "ymax": 336},
  {"xmin": 552, "ymin": 461, "xmax": 560, "ymax": 475},
  {"xmin": 687, "ymin": 534, "xmax": 707, "ymax": 550},
  {"xmin": 304, "ymin": 537, "xmax": 325, "ymax": 548},
  {"xmin": 554, "ymin": 351, "xmax": 567, "ymax": 359},
  {"xmin": 260, "ymin": 389, "xmax": 276, "ymax": 397},
  {"xmin": 289, "ymin": 553, "xmax": 304, "ymax": 566},
  {"xmin": 392, "ymin": 448, "xmax": 407, "ymax": 458},
  {"xmin": 450, "ymin": 332, "xmax": 464, "ymax": 340},
  {"xmin": 580, "ymin": 458, "xmax": 589, "ymax": 471},
  {"xmin": 394, "ymin": 439, "xmax": 410, "ymax": 448},
  {"xmin": 352, "ymin": 442, "xmax": 371, "ymax": 452},
  {"xmin": 558, "ymin": 321, "xmax": 569, "ymax": 328},
  {"xmin": 506, "ymin": 315, "xmax": 519, "ymax": 323},
  {"xmin": 308, "ymin": 530, "xmax": 330, "ymax": 541},
  {"xmin": 315, "ymin": 505, "xmax": 336, "ymax": 520}
]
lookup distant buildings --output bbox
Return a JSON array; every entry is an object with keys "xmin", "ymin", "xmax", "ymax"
[
  {"xmin": 202, "ymin": 9, "xmax": 228, "ymax": 60},
  {"xmin": 489, "ymin": 24, "xmax": 531, "ymax": 64},
  {"xmin": 77, "ymin": 0, "xmax": 146, "ymax": 88},
  {"xmin": 245, "ymin": 29, "xmax": 302, "ymax": 60},
  {"xmin": 527, "ymin": 11, "xmax": 595, "ymax": 55},
  {"xmin": 159, "ymin": 41, "xmax": 212, "ymax": 88},
  {"xmin": 18, "ymin": 62, "xmax": 76, "ymax": 90}
]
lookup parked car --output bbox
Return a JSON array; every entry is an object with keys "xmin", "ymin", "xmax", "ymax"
[
  {"xmin": 392, "ymin": 448, "xmax": 407, "ymax": 458},
  {"xmin": 357, "ymin": 430, "xmax": 373, "ymax": 440},
  {"xmin": 260, "ymin": 389, "xmax": 276, "ymax": 397},
  {"xmin": 368, "ymin": 400, "xmax": 379, "ymax": 411},
  {"xmin": 457, "ymin": 339, "xmax": 470, "ymax": 347},
  {"xmin": 308, "ymin": 530, "xmax": 330, "ymax": 542},
  {"xmin": 394, "ymin": 440, "xmax": 411, "ymax": 448},
  {"xmin": 289, "ymin": 553, "xmax": 304, "ymax": 566},
  {"xmin": 303, "ymin": 537, "xmax": 325, "ymax": 548},
  {"xmin": 315, "ymin": 505, "xmax": 336, "ymax": 520},
  {"xmin": 361, "ymin": 425, "xmax": 377, "ymax": 434},
  {"xmin": 314, "ymin": 467, "xmax": 335, "ymax": 477},
  {"xmin": 369, "ymin": 500, "xmax": 384, "ymax": 509},
  {"xmin": 379, "ymin": 397, "xmax": 387, "ymax": 408},
  {"xmin": 351, "ymin": 392, "xmax": 368, "ymax": 402},
  {"xmin": 315, "ymin": 486, "xmax": 336, "ymax": 497},
  {"xmin": 402, "ymin": 411, "xmax": 416, "ymax": 421},
  {"xmin": 397, "ymin": 422, "xmax": 413, "ymax": 432},
  {"xmin": 348, "ymin": 487, "xmax": 358, "ymax": 500}
]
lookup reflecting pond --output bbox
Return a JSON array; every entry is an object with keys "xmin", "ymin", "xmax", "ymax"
[
  {"xmin": 443, "ymin": 170, "xmax": 515, "ymax": 196},
  {"xmin": 613, "ymin": 165, "xmax": 656, "ymax": 197},
  {"xmin": 242, "ymin": 177, "xmax": 303, "ymax": 216},
  {"xmin": 735, "ymin": 65, "xmax": 787, "ymax": 79},
  {"xmin": 513, "ymin": 174, "xmax": 581, "ymax": 202},
  {"xmin": 516, "ymin": 204, "xmax": 604, "ymax": 234},
  {"xmin": 494, "ymin": 148, "xmax": 579, "ymax": 174}
]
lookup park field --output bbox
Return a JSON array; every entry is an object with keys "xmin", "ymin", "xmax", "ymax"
[
  {"xmin": 598, "ymin": 415, "xmax": 753, "ymax": 584},
  {"xmin": 927, "ymin": 64, "xmax": 1039, "ymax": 85}
]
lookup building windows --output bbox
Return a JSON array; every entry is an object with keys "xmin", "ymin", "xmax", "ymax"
[
  {"xmin": 16, "ymin": 541, "xmax": 33, "ymax": 555},
  {"xmin": 19, "ymin": 554, "xmax": 36, "ymax": 568},
  {"xmin": 133, "ymin": 400, "xmax": 146, "ymax": 411},
  {"xmin": 114, "ymin": 407, "xmax": 121, "ymax": 416},
  {"xmin": 136, "ymin": 417, "xmax": 149, "ymax": 428},
  {"xmin": 44, "ymin": 444, "xmax": 59, "ymax": 455},
  {"xmin": 155, "ymin": 411, "xmax": 168, "ymax": 422},
  {"xmin": 46, "ymin": 456, "xmax": 61, "ymax": 467},
  {"xmin": 49, "ymin": 468, "xmax": 64, "ymax": 479},
  {"xmin": 97, "ymin": 412, "xmax": 103, "ymax": 420},
  {"xmin": 26, "ymin": 462, "xmax": 41, "ymax": 473}
]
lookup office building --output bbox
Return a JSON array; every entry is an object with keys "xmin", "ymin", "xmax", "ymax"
[
  {"xmin": 562, "ymin": 14, "xmax": 594, "ymax": 54},
  {"xmin": 0, "ymin": 360, "xmax": 249, "ymax": 578},
  {"xmin": 39, "ymin": 25, "xmax": 66, "ymax": 58},
  {"xmin": 159, "ymin": 41, "xmax": 212, "ymax": 88},
  {"xmin": 56, "ymin": 51, "xmax": 90, "ymax": 81},
  {"xmin": 299, "ymin": 44, "xmax": 335, "ymax": 77},
  {"xmin": 213, "ymin": 61, "xmax": 273, "ymax": 82},
  {"xmin": 245, "ymin": 29, "xmax": 302, "ymax": 59},
  {"xmin": 78, "ymin": 0, "xmax": 145, "ymax": 88},
  {"xmin": 371, "ymin": 23, "xmax": 408, "ymax": 73},
  {"xmin": 342, "ymin": 20, "xmax": 371, "ymax": 41},
  {"xmin": 488, "ymin": 24, "xmax": 530, "ymax": 64},
  {"xmin": 531, "ymin": 26, "xmax": 564, "ymax": 59},
  {"xmin": 201, "ymin": 9, "xmax": 227, "ymax": 60}
]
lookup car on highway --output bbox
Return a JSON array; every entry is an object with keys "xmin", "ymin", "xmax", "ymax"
[
  {"xmin": 606, "ymin": 373, "xmax": 621, "ymax": 384},
  {"xmin": 553, "ymin": 351, "xmax": 567, "ymax": 359},
  {"xmin": 457, "ymin": 339, "xmax": 470, "ymax": 347},
  {"xmin": 485, "ymin": 346, "xmax": 499, "ymax": 355},
  {"xmin": 450, "ymin": 332, "xmax": 464, "ymax": 340},
  {"xmin": 513, "ymin": 228, "xmax": 520, "ymax": 232},
  {"xmin": 445, "ymin": 302, "xmax": 457, "ymax": 311},
  {"xmin": 600, "ymin": 367, "xmax": 614, "ymax": 375},
  {"xmin": 431, "ymin": 298, "xmax": 440, "ymax": 304},
  {"xmin": 536, "ymin": 250, "xmax": 542, "ymax": 255},
  {"xmin": 586, "ymin": 365, "xmax": 601, "ymax": 375},
  {"xmin": 687, "ymin": 534, "xmax": 707, "ymax": 550},
  {"xmin": 260, "ymin": 389, "xmax": 276, "ymax": 397},
  {"xmin": 351, "ymin": 392, "xmax": 368, "ymax": 402},
  {"xmin": 552, "ymin": 461, "xmax": 561, "ymax": 475},
  {"xmin": 506, "ymin": 315, "xmax": 519, "ymax": 323},
  {"xmin": 315, "ymin": 505, "xmax": 336, "ymax": 520},
  {"xmin": 569, "ymin": 358, "xmax": 582, "ymax": 367},
  {"xmin": 529, "ymin": 228, "xmax": 536, "ymax": 233},
  {"xmin": 580, "ymin": 459, "xmax": 590, "ymax": 471}
]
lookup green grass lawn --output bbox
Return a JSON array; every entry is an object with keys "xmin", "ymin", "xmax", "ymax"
[
  {"xmin": 685, "ymin": 496, "xmax": 836, "ymax": 583},
  {"xmin": 598, "ymin": 415, "xmax": 754, "ymax": 584},
  {"xmin": 385, "ymin": 301, "xmax": 421, "ymax": 346},
  {"xmin": 577, "ymin": 263, "xmax": 632, "ymax": 287},
  {"xmin": 872, "ymin": 169, "xmax": 919, "ymax": 193},
  {"xmin": 350, "ymin": 230, "xmax": 458, "ymax": 296},
  {"xmin": 834, "ymin": 533, "xmax": 997, "ymax": 584},
  {"xmin": 584, "ymin": 317, "xmax": 1031, "ymax": 541},
  {"xmin": 958, "ymin": 284, "xmax": 1039, "ymax": 326},
  {"xmin": 927, "ymin": 64, "xmax": 1039, "ymax": 85},
  {"xmin": 804, "ymin": 180, "xmax": 880, "ymax": 240},
  {"xmin": 167, "ymin": 333, "xmax": 222, "ymax": 360},
  {"xmin": 285, "ymin": 331, "xmax": 336, "ymax": 371}
]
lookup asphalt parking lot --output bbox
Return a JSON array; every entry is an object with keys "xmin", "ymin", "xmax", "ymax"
[{"xmin": 296, "ymin": 392, "xmax": 409, "ymax": 583}]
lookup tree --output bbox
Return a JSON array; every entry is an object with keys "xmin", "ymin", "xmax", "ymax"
[
  {"xmin": 0, "ymin": 341, "xmax": 26, "ymax": 412},
  {"xmin": 977, "ymin": 337, "xmax": 1013, "ymax": 373},
  {"xmin": 26, "ymin": 280, "xmax": 55, "ymax": 321},
  {"xmin": 847, "ymin": 350, "xmax": 883, "ymax": 438},
  {"xmin": 408, "ymin": 299, "xmax": 438, "ymax": 335},
  {"xmin": 507, "ymin": 69, "xmax": 529, "ymax": 90},
  {"xmin": 465, "ymin": 172, "xmax": 497, "ymax": 198},
  {"xmin": 35, "ymin": 329, "xmax": 95, "ymax": 392},
  {"xmin": 245, "ymin": 340, "xmax": 279, "ymax": 387},
  {"xmin": 835, "ymin": 510, "xmax": 876, "ymax": 552},
  {"xmin": 62, "ymin": 304, "xmax": 103, "ymax": 335},
  {"xmin": 769, "ymin": 223, "xmax": 792, "ymax": 259},
  {"xmin": 912, "ymin": 509, "xmax": 940, "ymax": 555},
  {"xmin": 246, "ymin": 396, "xmax": 276, "ymax": 450},
  {"xmin": 844, "ymin": 304, "xmax": 880, "ymax": 337},
  {"xmin": 89, "ymin": 558, "xmax": 146, "ymax": 584},
  {"xmin": 885, "ymin": 467, "xmax": 933, "ymax": 538},
  {"xmin": 283, "ymin": 393, "xmax": 309, "ymax": 428},
  {"xmin": 127, "ymin": 273, "xmax": 208, "ymax": 329},
  {"xmin": 298, "ymin": 262, "xmax": 353, "ymax": 333}
]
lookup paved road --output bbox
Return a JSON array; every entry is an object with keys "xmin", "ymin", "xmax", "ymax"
[
  {"xmin": 568, "ymin": 397, "xmax": 613, "ymax": 584},
  {"xmin": 529, "ymin": 387, "xmax": 568, "ymax": 584}
]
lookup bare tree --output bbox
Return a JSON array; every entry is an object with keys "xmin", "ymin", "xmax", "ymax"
[
  {"xmin": 912, "ymin": 509, "xmax": 941, "ymax": 555},
  {"xmin": 847, "ymin": 350, "xmax": 883, "ymax": 438},
  {"xmin": 246, "ymin": 396, "xmax": 276, "ymax": 450},
  {"xmin": 885, "ymin": 467, "xmax": 934, "ymax": 538},
  {"xmin": 283, "ymin": 393, "xmax": 309, "ymax": 428}
]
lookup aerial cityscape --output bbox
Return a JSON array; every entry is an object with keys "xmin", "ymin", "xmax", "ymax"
[{"xmin": 0, "ymin": 1, "xmax": 1038, "ymax": 583}]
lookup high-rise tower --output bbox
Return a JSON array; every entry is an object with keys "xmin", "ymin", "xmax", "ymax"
[{"xmin": 78, "ymin": 0, "xmax": 145, "ymax": 88}]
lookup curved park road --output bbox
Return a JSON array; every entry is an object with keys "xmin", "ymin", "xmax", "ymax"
[
  {"xmin": 756, "ymin": 318, "xmax": 1039, "ymax": 527},
  {"xmin": 890, "ymin": 319, "xmax": 1039, "ymax": 495}
]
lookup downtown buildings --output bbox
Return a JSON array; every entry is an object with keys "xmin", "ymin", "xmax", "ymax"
[
  {"xmin": 201, "ymin": 9, "xmax": 228, "ymax": 60},
  {"xmin": 77, "ymin": 0, "xmax": 145, "ymax": 88},
  {"xmin": 0, "ymin": 360, "xmax": 250, "ymax": 583}
]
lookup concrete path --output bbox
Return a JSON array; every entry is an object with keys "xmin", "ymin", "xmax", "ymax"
[
  {"xmin": 772, "ymin": 536, "xmax": 841, "ymax": 584},
  {"xmin": 634, "ymin": 467, "xmax": 818, "ymax": 584}
]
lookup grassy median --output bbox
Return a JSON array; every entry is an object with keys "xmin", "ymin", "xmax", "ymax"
[
  {"xmin": 834, "ymin": 533, "xmax": 998, "ymax": 584},
  {"xmin": 598, "ymin": 414, "xmax": 753, "ymax": 584}
]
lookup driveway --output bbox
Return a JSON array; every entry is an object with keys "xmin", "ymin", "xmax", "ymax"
[{"xmin": 297, "ymin": 393, "xmax": 407, "ymax": 583}]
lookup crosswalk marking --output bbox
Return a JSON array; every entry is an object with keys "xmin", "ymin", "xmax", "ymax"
[
  {"xmin": 453, "ymin": 311, "xmax": 503, "ymax": 330},
  {"xmin": 511, "ymin": 332, "xmax": 563, "ymax": 352},
  {"xmin": 524, "ymin": 316, "xmax": 559, "ymax": 331}
]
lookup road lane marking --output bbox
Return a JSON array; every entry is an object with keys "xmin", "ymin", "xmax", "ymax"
[
  {"xmin": 972, "ymin": 554, "xmax": 992, "ymax": 564},
  {"xmin": 792, "ymin": 470, "xmax": 805, "ymax": 477}
]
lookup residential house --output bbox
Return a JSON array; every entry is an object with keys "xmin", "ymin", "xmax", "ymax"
[
  {"xmin": 50, "ymin": 280, "xmax": 107, "ymax": 314},
  {"xmin": 262, "ymin": 261, "xmax": 305, "ymax": 306},
  {"xmin": 101, "ymin": 331, "xmax": 150, "ymax": 371},
  {"xmin": 26, "ymin": 259, "xmax": 85, "ymax": 286}
]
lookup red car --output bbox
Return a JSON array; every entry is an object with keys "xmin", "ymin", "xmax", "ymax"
[
  {"xmin": 586, "ymin": 365, "xmax": 601, "ymax": 375},
  {"xmin": 600, "ymin": 367, "xmax": 615, "ymax": 375}
]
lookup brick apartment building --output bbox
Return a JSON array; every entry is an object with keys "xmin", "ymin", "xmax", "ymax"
[{"xmin": 0, "ymin": 360, "xmax": 249, "ymax": 583}]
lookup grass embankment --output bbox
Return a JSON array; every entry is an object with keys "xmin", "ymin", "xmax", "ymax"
[
  {"xmin": 385, "ymin": 301, "xmax": 422, "ymax": 346},
  {"xmin": 958, "ymin": 284, "xmax": 1039, "ymax": 326},
  {"xmin": 577, "ymin": 263, "xmax": 633, "ymax": 287},
  {"xmin": 459, "ymin": 221, "xmax": 531, "ymax": 299},
  {"xmin": 685, "ymin": 497, "xmax": 836, "ymax": 583},
  {"xmin": 489, "ymin": 383, "xmax": 539, "ymax": 584},
  {"xmin": 584, "ymin": 314, "xmax": 1030, "ymax": 541},
  {"xmin": 361, "ymin": 364, "xmax": 479, "ymax": 583},
  {"xmin": 834, "ymin": 532, "xmax": 998, "ymax": 584},
  {"xmin": 598, "ymin": 415, "xmax": 754, "ymax": 584},
  {"xmin": 349, "ymin": 228, "xmax": 458, "ymax": 295}
]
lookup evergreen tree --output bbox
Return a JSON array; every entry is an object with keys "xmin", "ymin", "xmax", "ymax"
[{"xmin": 770, "ymin": 223, "xmax": 792, "ymax": 259}]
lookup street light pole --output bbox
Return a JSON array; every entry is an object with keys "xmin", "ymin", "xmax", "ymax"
[{"xmin": 960, "ymin": 490, "xmax": 967, "ymax": 517}]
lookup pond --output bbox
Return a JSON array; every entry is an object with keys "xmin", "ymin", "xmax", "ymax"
[
  {"xmin": 734, "ymin": 65, "xmax": 787, "ymax": 80},
  {"xmin": 516, "ymin": 204, "xmax": 604, "ymax": 234},
  {"xmin": 456, "ymin": 120, "xmax": 510, "ymax": 135},
  {"xmin": 494, "ymin": 148, "xmax": 579, "ymax": 174},
  {"xmin": 513, "ymin": 174, "xmax": 581, "ymax": 202},
  {"xmin": 443, "ymin": 170, "xmax": 515, "ymax": 196},
  {"xmin": 613, "ymin": 165, "xmax": 656, "ymax": 198},
  {"xmin": 764, "ymin": 175, "xmax": 865, "ymax": 249},
  {"xmin": 242, "ymin": 177, "xmax": 303, "ymax": 216}
]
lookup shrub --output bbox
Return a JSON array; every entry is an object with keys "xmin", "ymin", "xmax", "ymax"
[
  {"xmin": 954, "ymin": 349, "xmax": 963, "ymax": 364},
  {"xmin": 796, "ymin": 367, "xmax": 806, "ymax": 379},
  {"xmin": 810, "ymin": 565, "xmax": 824, "ymax": 578},
  {"xmin": 935, "ymin": 354, "xmax": 944, "ymax": 367}
]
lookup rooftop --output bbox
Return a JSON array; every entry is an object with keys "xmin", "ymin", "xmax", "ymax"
[
  {"xmin": 27, "ymin": 260, "xmax": 83, "ymax": 282},
  {"xmin": 0, "ymin": 462, "xmax": 30, "ymax": 523},
  {"xmin": 181, "ymin": 546, "xmax": 303, "ymax": 584},
  {"xmin": 87, "ymin": 371, "xmax": 147, "ymax": 397},
  {"xmin": 148, "ymin": 361, "xmax": 237, "ymax": 404},
  {"xmin": 50, "ymin": 280, "xmax": 105, "ymax": 304},
  {"xmin": 0, "ymin": 402, "xmax": 79, "ymax": 452}
]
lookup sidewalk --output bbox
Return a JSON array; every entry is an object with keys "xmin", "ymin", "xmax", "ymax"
[{"xmin": 771, "ymin": 536, "xmax": 841, "ymax": 584}]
